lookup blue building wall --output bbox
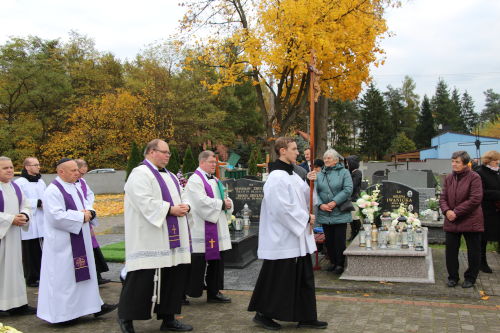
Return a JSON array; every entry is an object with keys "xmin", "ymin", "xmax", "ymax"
[{"xmin": 420, "ymin": 132, "xmax": 500, "ymax": 160}]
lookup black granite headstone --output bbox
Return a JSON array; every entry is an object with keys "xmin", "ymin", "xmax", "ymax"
[
  {"xmin": 372, "ymin": 170, "xmax": 388, "ymax": 185},
  {"xmin": 222, "ymin": 178, "xmax": 264, "ymax": 223},
  {"xmin": 367, "ymin": 181, "xmax": 419, "ymax": 213}
]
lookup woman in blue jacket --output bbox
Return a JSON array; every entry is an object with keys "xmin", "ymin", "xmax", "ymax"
[{"xmin": 315, "ymin": 149, "xmax": 353, "ymax": 274}]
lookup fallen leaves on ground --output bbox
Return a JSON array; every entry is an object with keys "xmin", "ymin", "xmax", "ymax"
[
  {"xmin": 479, "ymin": 290, "xmax": 490, "ymax": 300},
  {"xmin": 94, "ymin": 194, "xmax": 124, "ymax": 217}
]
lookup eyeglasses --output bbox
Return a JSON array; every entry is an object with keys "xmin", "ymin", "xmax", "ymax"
[
  {"xmin": 153, "ymin": 149, "xmax": 171, "ymax": 156},
  {"xmin": 27, "ymin": 164, "xmax": 40, "ymax": 167}
]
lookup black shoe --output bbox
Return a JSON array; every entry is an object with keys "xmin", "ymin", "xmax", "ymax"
[
  {"xmin": 8, "ymin": 304, "xmax": 37, "ymax": 316},
  {"xmin": 447, "ymin": 279, "xmax": 458, "ymax": 287},
  {"xmin": 297, "ymin": 320, "xmax": 328, "ymax": 329},
  {"xmin": 27, "ymin": 281, "xmax": 39, "ymax": 288},
  {"xmin": 55, "ymin": 319, "xmax": 79, "ymax": 326},
  {"xmin": 160, "ymin": 319, "xmax": 193, "ymax": 331},
  {"xmin": 94, "ymin": 303, "xmax": 118, "ymax": 317},
  {"xmin": 333, "ymin": 266, "xmax": 344, "ymax": 275},
  {"xmin": 182, "ymin": 298, "xmax": 190, "ymax": 305},
  {"xmin": 253, "ymin": 313, "xmax": 281, "ymax": 330},
  {"xmin": 207, "ymin": 292, "xmax": 231, "ymax": 303},
  {"xmin": 117, "ymin": 318, "xmax": 135, "ymax": 333},
  {"xmin": 462, "ymin": 280, "xmax": 474, "ymax": 288},
  {"xmin": 98, "ymin": 277, "xmax": 111, "ymax": 285},
  {"xmin": 480, "ymin": 263, "xmax": 493, "ymax": 273}
]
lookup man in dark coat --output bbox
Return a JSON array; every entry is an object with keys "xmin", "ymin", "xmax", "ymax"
[
  {"xmin": 475, "ymin": 150, "xmax": 500, "ymax": 273},
  {"xmin": 439, "ymin": 151, "xmax": 484, "ymax": 289}
]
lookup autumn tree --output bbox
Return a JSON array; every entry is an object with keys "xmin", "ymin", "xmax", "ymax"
[
  {"xmin": 42, "ymin": 90, "xmax": 161, "ymax": 170},
  {"xmin": 179, "ymin": 0, "xmax": 395, "ymax": 155}
]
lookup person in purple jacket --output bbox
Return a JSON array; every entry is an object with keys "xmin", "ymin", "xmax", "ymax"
[{"xmin": 440, "ymin": 151, "xmax": 484, "ymax": 289}]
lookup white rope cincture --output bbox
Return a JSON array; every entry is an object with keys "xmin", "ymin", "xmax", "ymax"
[{"xmin": 151, "ymin": 268, "xmax": 160, "ymax": 317}]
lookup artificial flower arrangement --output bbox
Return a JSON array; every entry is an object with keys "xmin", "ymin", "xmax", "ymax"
[
  {"xmin": 176, "ymin": 170, "xmax": 188, "ymax": 188},
  {"xmin": 391, "ymin": 204, "xmax": 421, "ymax": 229},
  {"xmin": 426, "ymin": 197, "xmax": 439, "ymax": 211},
  {"xmin": 355, "ymin": 184, "xmax": 381, "ymax": 222}
]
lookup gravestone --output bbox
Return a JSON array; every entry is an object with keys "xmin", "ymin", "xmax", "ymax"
[
  {"xmin": 223, "ymin": 178, "xmax": 264, "ymax": 223},
  {"xmin": 387, "ymin": 170, "xmax": 437, "ymax": 212},
  {"xmin": 368, "ymin": 181, "xmax": 419, "ymax": 213},
  {"xmin": 372, "ymin": 170, "xmax": 388, "ymax": 185}
]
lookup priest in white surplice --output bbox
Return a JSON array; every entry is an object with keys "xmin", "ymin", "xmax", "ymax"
[
  {"xmin": 15, "ymin": 156, "xmax": 46, "ymax": 288},
  {"xmin": 182, "ymin": 150, "xmax": 233, "ymax": 304},
  {"xmin": 248, "ymin": 138, "xmax": 328, "ymax": 330},
  {"xmin": 37, "ymin": 158, "xmax": 117, "ymax": 324},
  {"xmin": 0, "ymin": 156, "xmax": 35, "ymax": 316},
  {"xmin": 118, "ymin": 139, "xmax": 193, "ymax": 333}
]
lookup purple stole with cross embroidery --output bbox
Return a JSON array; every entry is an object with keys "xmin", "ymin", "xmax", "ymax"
[
  {"xmin": 143, "ymin": 160, "xmax": 185, "ymax": 249},
  {"xmin": 52, "ymin": 179, "xmax": 91, "ymax": 283},
  {"xmin": 194, "ymin": 170, "xmax": 221, "ymax": 261}
]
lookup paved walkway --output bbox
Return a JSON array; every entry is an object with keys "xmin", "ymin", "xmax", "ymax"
[
  {"xmin": 3, "ymin": 284, "xmax": 500, "ymax": 333},
  {"xmin": 7, "ymin": 215, "xmax": 490, "ymax": 332}
]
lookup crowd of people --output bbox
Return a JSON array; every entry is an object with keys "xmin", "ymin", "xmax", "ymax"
[{"xmin": 0, "ymin": 138, "xmax": 499, "ymax": 332}]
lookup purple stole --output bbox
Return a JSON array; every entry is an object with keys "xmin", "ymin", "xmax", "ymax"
[
  {"xmin": 143, "ymin": 160, "xmax": 184, "ymax": 249},
  {"xmin": 52, "ymin": 180, "xmax": 91, "ymax": 283},
  {"xmin": 0, "ymin": 182, "xmax": 22, "ymax": 212},
  {"xmin": 79, "ymin": 178, "xmax": 99, "ymax": 249},
  {"xmin": 194, "ymin": 170, "xmax": 221, "ymax": 261}
]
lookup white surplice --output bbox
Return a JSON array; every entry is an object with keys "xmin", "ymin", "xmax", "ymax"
[
  {"xmin": 124, "ymin": 161, "xmax": 191, "ymax": 272},
  {"xmin": 37, "ymin": 176, "xmax": 103, "ymax": 323},
  {"xmin": 14, "ymin": 177, "xmax": 46, "ymax": 239},
  {"xmin": 182, "ymin": 168, "xmax": 233, "ymax": 253},
  {"xmin": 257, "ymin": 170, "xmax": 317, "ymax": 260},
  {"xmin": 0, "ymin": 181, "xmax": 31, "ymax": 310}
]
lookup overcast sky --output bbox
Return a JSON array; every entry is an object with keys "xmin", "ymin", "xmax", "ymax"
[{"xmin": 1, "ymin": 0, "xmax": 499, "ymax": 112}]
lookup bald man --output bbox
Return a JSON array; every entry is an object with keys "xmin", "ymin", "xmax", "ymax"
[{"xmin": 37, "ymin": 158, "xmax": 116, "ymax": 324}]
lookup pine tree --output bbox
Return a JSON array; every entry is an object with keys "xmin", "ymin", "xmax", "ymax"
[
  {"xmin": 400, "ymin": 76, "xmax": 419, "ymax": 140},
  {"xmin": 166, "ymin": 146, "xmax": 181, "ymax": 173},
  {"xmin": 182, "ymin": 145, "xmax": 198, "ymax": 174},
  {"xmin": 359, "ymin": 84, "xmax": 392, "ymax": 160},
  {"xmin": 414, "ymin": 95, "xmax": 436, "ymax": 148},
  {"xmin": 431, "ymin": 79, "xmax": 459, "ymax": 131},
  {"xmin": 451, "ymin": 88, "xmax": 466, "ymax": 132},
  {"xmin": 126, "ymin": 141, "xmax": 143, "ymax": 180},
  {"xmin": 247, "ymin": 148, "xmax": 258, "ymax": 176},
  {"xmin": 460, "ymin": 91, "xmax": 479, "ymax": 133},
  {"xmin": 481, "ymin": 89, "xmax": 500, "ymax": 123},
  {"xmin": 389, "ymin": 132, "xmax": 416, "ymax": 154}
]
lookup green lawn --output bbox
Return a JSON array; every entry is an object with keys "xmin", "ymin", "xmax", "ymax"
[{"xmin": 101, "ymin": 241, "xmax": 125, "ymax": 262}]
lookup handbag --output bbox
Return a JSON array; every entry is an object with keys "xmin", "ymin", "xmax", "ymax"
[{"xmin": 323, "ymin": 169, "xmax": 355, "ymax": 212}]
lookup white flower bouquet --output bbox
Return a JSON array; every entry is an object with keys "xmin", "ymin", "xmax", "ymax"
[
  {"xmin": 391, "ymin": 204, "xmax": 421, "ymax": 229},
  {"xmin": 355, "ymin": 184, "xmax": 381, "ymax": 222},
  {"xmin": 426, "ymin": 197, "xmax": 439, "ymax": 211}
]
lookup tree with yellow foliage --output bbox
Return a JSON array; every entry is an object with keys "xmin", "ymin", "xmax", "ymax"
[
  {"xmin": 179, "ymin": 0, "xmax": 397, "ymax": 153},
  {"xmin": 42, "ymin": 89, "xmax": 162, "ymax": 169}
]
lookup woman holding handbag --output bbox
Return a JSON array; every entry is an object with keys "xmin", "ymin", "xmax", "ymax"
[{"xmin": 315, "ymin": 149, "xmax": 353, "ymax": 274}]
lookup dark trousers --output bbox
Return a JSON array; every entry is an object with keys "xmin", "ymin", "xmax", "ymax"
[
  {"xmin": 187, "ymin": 253, "xmax": 224, "ymax": 298},
  {"xmin": 118, "ymin": 264, "xmax": 189, "ymax": 321},
  {"xmin": 323, "ymin": 223, "xmax": 347, "ymax": 268},
  {"xmin": 21, "ymin": 238, "xmax": 43, "ymax": 284},
  {"xmin": 445, "ymin": 232, "xmax": 481, "ymax": 283},
  {"xmin": 480, "ymin": 235, "xmax": 489, "ymax": 264}
]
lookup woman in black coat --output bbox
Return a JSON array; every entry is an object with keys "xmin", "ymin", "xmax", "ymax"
[
  {"xmin": 476, "ymin": 150, "xmax": 500, "ymax": 273},
  {"xmin": 346, "ymin": 155, "xmax": 362, "ymax": 241}
]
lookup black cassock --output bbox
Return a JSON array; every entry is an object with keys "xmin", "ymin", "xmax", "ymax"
[
  {"xmin": 118, "ymin": 264, "xmax": 189, "ymax": 320},
  {"xmin": 248, "ymin": 254, "xmax": 317, "ymax": 322},
  {"xmin": 186, "ymin": 253, "xmax": 225, "ymax": 298}
]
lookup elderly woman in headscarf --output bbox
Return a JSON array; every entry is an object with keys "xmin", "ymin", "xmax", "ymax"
[{"xmin": 315, "ymin": 149, "xmax": 352, "ymax": 274}]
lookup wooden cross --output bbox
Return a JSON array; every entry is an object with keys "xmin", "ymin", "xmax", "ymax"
[
  {"xmin": 209, "ymin": 238, "xmax": 216, "ymax": 248},
  {"xmin": 171, "ymin": 225, "xmax": 177, "ymax": 234}
]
